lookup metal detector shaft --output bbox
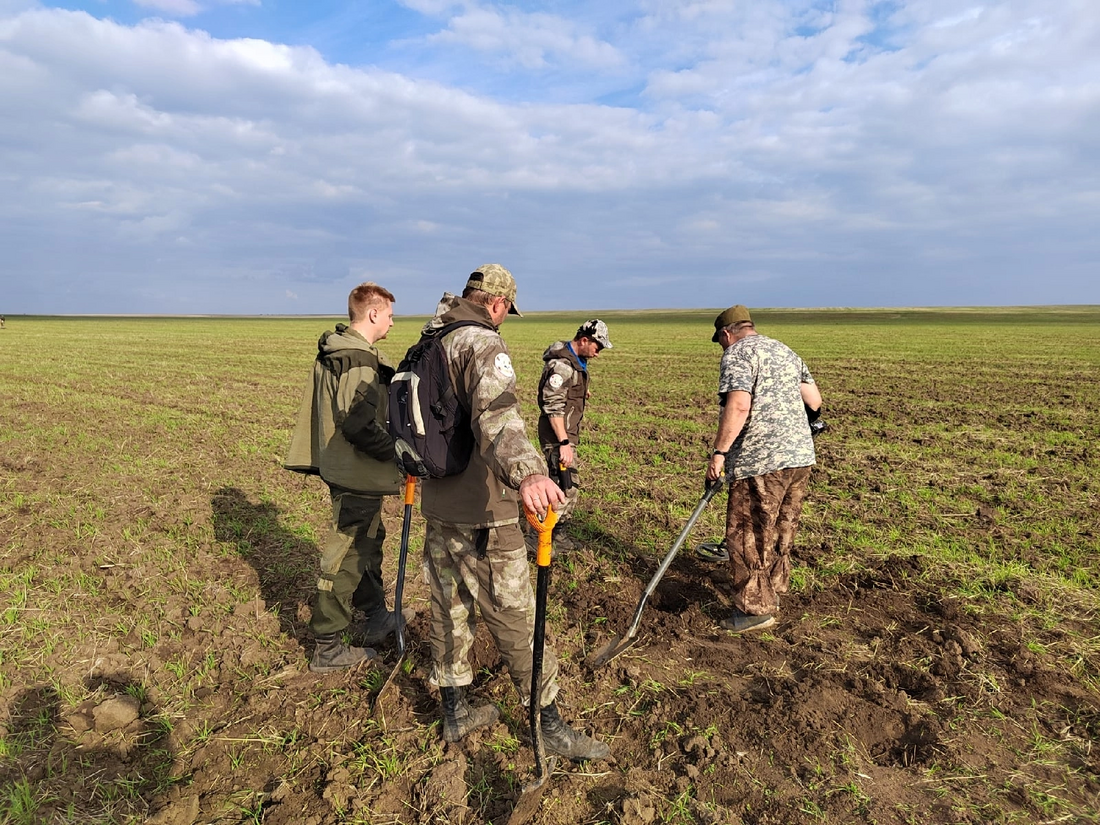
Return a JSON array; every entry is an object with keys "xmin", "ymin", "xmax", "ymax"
[
  {"xmin": 587, "ymin": 477, "xmax": 723, "ymax": 668},
  {"xmin": 392, "ymin": 474, "xmax": 416, "ymax": 657},
  {"xmin": 373, "ymin": 475, "xmax": 416, "ymax": 712},
  {"xmin": 526, "ymin": 505, "xmax": 558, "ymax": 780}
]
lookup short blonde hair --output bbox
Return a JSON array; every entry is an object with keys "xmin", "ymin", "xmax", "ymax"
[{"xmin": 348, "ymin": 282, "xmax": 395, "ymax": 322}]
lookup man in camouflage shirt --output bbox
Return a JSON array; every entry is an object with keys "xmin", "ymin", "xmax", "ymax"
[
  {"xmin": 418, "ymin": 264, "xmax": 610, "ymax": 762},
  {"xmin": 536, "ymin": 319, "xmax": 613, "ymax": 550},
  {"xmin": 705, "ymin": 305, "xmax": 823, "ymax": 633}
]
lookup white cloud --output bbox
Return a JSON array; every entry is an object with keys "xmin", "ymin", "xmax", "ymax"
[
  {"xmin": 134, "ymin": 0, "xmax": 203, "ymax": 16},
  {"xmin": 132, "ymin": 0, "xmax": 261, "ymax": 17},
  {"xmin": 0, "ymin": 2, "xmax": 1098, "ymax": 314},
  {"xmin": 418, "ymin": 3, "xmax": 623, "ymax": 70}
]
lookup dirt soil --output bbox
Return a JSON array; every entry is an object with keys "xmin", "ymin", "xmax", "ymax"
[
  {"xmin": 3, "ymin": 312, "xmax": 1099, "ymax": 824},
  {"xmin": 4, "ymin": 484, "xmax": 1097, "ymax": 825}
]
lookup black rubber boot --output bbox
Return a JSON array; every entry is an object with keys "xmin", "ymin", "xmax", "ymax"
[
  {"xmin": 309, "ymin": 632, "xmax": 375, "ymax": 674},
  {"xmin": 440, "ymin": 686, "xmax": 500, "ymax": 743},
  {"xmin": 359, "ymin": 609, "xmax": 397, "ymax": 645},
  {"xmin": 539, "ymin": 702, "xmax": 610, "ymax": 762}
]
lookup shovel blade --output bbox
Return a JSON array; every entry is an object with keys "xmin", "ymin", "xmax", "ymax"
[
  {"xmin": 584, "ymin": 632, "xmax": 635, "ymax": 670},
  {"xmin": 505, "ymin": 756, "xmax": 557, "ymax": 825}
]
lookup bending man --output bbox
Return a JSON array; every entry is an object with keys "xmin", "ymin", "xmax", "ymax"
[{"xmin": 705, "ymin": 305, "xmax": 822, "ymax": 633}]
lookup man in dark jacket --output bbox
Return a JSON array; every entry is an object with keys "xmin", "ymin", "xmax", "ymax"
[
  {"xmin": 536, "ymin": 319, "xmax": 612, "ymax": 550},
  {"xmin": 418, "ymin": 264, "xmax": 610, "ymax": 762},
  {"xmin": 284, "ymin": 283, "xmax": 403, "ymax": 673}
]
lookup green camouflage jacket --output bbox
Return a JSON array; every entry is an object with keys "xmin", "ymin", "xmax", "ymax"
[{"xmin": 284, "ymin": 325, "xmax": 401, "ymax": 495}]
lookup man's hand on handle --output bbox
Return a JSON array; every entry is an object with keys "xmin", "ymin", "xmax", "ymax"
[
  {"xmin": 706, "ymin": 452, "xmax": 726, "ymax": 483},
  {"xmin": 520, "ymin": 474, "xmax": 567, "ymax": 520},
  {"xmin": 558, "ymin": 443, "xmax": 576, "ymax": 468}
]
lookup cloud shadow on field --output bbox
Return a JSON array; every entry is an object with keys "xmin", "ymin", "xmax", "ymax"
[{"xmin": 211, "ymin": 486, "xmax": 315, "ymax": 641}]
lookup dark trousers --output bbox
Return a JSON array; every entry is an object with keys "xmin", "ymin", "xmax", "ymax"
[{"xmin": 309, "ymin": 487, "xmax": 387, "ymax": 636}]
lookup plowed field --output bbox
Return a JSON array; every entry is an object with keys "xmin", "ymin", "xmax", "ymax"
[{"xmin": 2, "ymin": 308, "xmax": 1098, "ymax": 825}]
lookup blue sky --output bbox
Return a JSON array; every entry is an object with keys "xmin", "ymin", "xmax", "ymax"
[{"xmin": 1, "ymin": 0, "xmax": 1098, "ymax": 314}]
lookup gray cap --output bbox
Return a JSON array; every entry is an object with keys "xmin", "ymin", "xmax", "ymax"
[
  {"xmin": 576, "ymin": 318, "xmax": 613, "ymax": 349},
  {"xmin": 466, "ymin": 264, "xmax": 521, "ymax": 316}
]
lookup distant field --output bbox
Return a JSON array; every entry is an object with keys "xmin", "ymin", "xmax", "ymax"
[{"xmin": 1, "ymin": 308, "xmax": 1098, "ymax": 825}]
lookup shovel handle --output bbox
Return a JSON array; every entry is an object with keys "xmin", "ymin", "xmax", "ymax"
[
  {"xmin": 524, "ymin": 506, "xmax": 559, "ymax": 568},
  {"xmin": 523, "ymin": 504, "xmax": 558, "ymax": 782}
]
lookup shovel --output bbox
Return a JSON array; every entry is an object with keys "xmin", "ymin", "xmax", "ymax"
[
  {"xmin": 506, "ymin": 504, "xmax": 560, "ymax": 825},
  {"xmin": 586, "ymin": 477, "xmax": 724, "ymax": 670},
  {"xmin": 373, "ymin": 474, "xmax": 416, "ymax": 711}
]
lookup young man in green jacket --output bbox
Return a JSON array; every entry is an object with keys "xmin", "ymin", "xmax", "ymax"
[{"xmin": 285, "ymin": 283, "xmax": 403, "ymax": 673}]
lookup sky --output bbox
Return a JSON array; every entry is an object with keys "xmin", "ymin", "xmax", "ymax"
[{"xmin": 1, "ymin": 0, "xmax": 1098, "ymax": 315}]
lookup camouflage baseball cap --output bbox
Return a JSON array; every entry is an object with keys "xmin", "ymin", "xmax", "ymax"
[
  {"xmin": 576, "ymin": 319, "xmax": 613, "ymax": 349},
  {"xmin": 466, "ymin": 264, "xmax": 521, "ymax": 316},
  {"xmin": 712, "ymin": 304, "xmax": 752, "ymax": 342}
]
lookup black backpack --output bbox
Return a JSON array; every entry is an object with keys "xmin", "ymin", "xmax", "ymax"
[{"xmin": 388, "ymin": 321, "xmax": 481, "ymax": 478}]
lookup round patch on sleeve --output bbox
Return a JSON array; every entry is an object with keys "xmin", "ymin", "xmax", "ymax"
[
  {"xmin": 548, "ymin": 373, "xmax": 564, "ymax": 390},
  {"xmin": 494, "ymin": 352, "xmax": 515, "ymax": 378}
]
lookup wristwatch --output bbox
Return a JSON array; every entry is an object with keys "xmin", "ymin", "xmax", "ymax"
[
  {"xmin": 713, "ymin": 449, "xmax": 727, "ymax": 456},
  {"xmin": 559, "ymin": 439, "xmax": 571, "ymax": 446}
]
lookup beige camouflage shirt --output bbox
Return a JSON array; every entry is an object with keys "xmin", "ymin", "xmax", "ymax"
[
  {"xmin": 719, "ymin": 334, "xmax": 816, "ymax": 479},
  {"xmin": 420, "ymin": 294, "xmax": 545, "ymax": 526}
]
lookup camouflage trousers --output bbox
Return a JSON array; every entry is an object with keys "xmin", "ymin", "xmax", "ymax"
[
  {"xmin": 310, "ymin": 487, "xmax": 387, "ymax": 636},
  {"xmin": 542, "ymin": 445, "xmax": 580, "ymax": 521},
  {"xmin": 725, "ymin": 466, "xmax": 812, "ymax": 615},
  {"xmin": 424, "ymin": 519, "xmax": 560, "ymax": 707}
]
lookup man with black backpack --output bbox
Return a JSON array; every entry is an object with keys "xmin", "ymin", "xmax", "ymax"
[
  {"xmin": 284, "ymin": 282, "xmax": 404, "ymax": 673},
  {"xmin": 411, "ymin": 264, "xmax": 610, "ymax": 762}
]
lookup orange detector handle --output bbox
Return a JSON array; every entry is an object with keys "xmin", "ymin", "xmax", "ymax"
[
  {"xmin": 403, "ymin": 474, "xmax": 416, "ymax": 506},
  {"xmin": 524, "ymin": 506, "xmax": 559, "ymax": 567}
]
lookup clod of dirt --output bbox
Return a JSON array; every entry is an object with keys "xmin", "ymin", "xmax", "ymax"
[
  {"xmin": 89, "ymin": 654, "xmax": 131, "ymax": 684},
  {"xmin": 92, "ymin": 695, "xmax": 140, "ymax": 733},
  {"xmin": 619, "ymin": 796, "xmax": 656, "ymax": 824},
  {"xmin": 146, "ymin": 795, "xmax": 200, "ymax": 825},
  {"xmin": 954, "ymin": 628, "xmax": 981, "ymax": 659},
  {"xmin": 321, "ymin": 765, "xmax": 357, "ymax": 813},
  {"xmin": 976, "ymin": 504, "xmax": 997, "ymax": 525},
  {"xmin": 418, "ymin": 751, "xmax": 469, "ymax": 823},
  {"xmin": 64, "ymin": 712, "xmax": 93, "ymax": 733}
]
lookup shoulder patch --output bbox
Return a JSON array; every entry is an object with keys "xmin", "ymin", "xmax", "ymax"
[
  {"xmin": 494, "ymin": 352, "xmax": 515, "ymax": 378},
  {"xmin": 548, "ymin": 373, "xmax": 564, "ymax": 390}
]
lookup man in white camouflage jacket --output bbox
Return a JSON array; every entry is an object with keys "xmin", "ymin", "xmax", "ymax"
[{"xmin": 705, "ymin": 304, "xmax": 823, "ymax": 633}]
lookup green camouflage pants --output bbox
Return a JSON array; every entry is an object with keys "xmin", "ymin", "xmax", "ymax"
[
  {"xmin": 542, "ymin": 445, "xmax": 580, "ymax": 522},
  {"xmin": 424, "ymin": 519, "xmax": 560, "ymax": 707},
  {"xmin": 725, "ymin": 466, "xmax": 812, "ymax": 615},
  {"xmin": 310, "ymin": 487, "xmax": 387, "ymax": 636}
]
